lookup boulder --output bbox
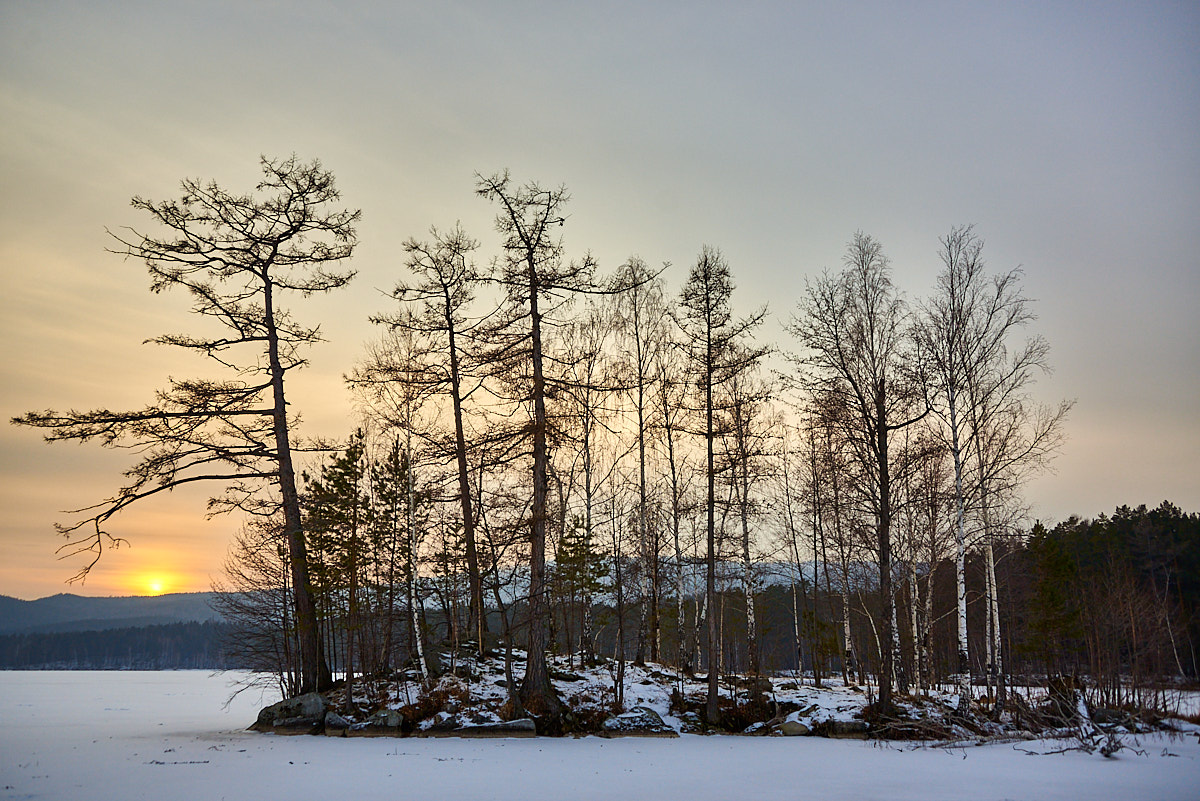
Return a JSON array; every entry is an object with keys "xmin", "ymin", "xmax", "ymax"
[
  {"xmin": 825, "ymin": 720, "xmax": 870, "ymax": 739},
  {"xmin": 252, "ymin": 692, "xmax": 327, "ymax": 734},
  {"xmin": 345, "ymin": 708, "xmax": 404, "ymax": 737},
  {"xmin": 678, "ymin": 711, "xmax": 704, "ymax": 734},
  {"xmin": 371, "ymin": 709, "xmax": 404, "ymax": 729},
  {"xmin": 601, "ymin": 706, "xmax": 678, "ymax": 737},
  {"xmin": 323, "ymin": 710, "xmax": 351, "ymax": 737},
  {"xmin": 456, "ymin": 718, "xmax": 537, "ymax": 738},
  {"xmin": 1091, "ymin": 708, "xmax": 1128, "ymax": 726},
  {"xmin": 423, "ymin": 712, "xmax": 460, "ymax": 734},
  {"xmin": 779, "ymin": 719, "xmax": 811, "ymax": 736}
]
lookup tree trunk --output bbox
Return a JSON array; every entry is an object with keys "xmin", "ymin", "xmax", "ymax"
[
  {"xmin": 949, "ymin": 389, "xmax": 972, "ymax": 710},
  {"xmin": 445, "ymin": 312, "xmax": 487, "ymax": 656},
  {"xmin": 875, "ymin": 391, "xmax": 894, "ymax": 712},
  {"xmin": 407, "ymin": 436, "xmax": 429, "ymax": 682},
  {"xmin": 520, "ymin": 269, "xmax": 561, "ymax": 723},
  {"xmin": 265, "ymin": 279, "xmax": 331, "ymax": 694},
  {"xmin": 705, "ymin": 343, "xmax": 720, "ymax": 725}
]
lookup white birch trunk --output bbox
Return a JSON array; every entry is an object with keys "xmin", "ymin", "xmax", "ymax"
[
  {"xmin": 985, "ymin": 540, "xmax": 1002, "ymax": 689},
  {"xmin": 842, "ymin": 586, "xmax": 854, "ymax": 682},
  {"xmin": 950, "ymin": 388, "xmax": 971, "ymax": 710},
  {"xmin": 407, "ymin": 435, "xmax": 429, "ymax": 683},
  {"xmin": 909, "ymin": 563, "xmax": 922, "ymax": 694}
]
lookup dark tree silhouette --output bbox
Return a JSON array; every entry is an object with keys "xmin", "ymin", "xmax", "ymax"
[
  {"xmin": 675, "ymin": 245, "xmax": 766, "ymax": 724},
  {"xmin": 788, "ymin": 233, "xmax": 925, "ymax": 714},
  {"xmin": 475, "ymin": 170, "xmax": 598, "ymax": 727},
  {"xmin": 13, "ymin": 155, "xmax": 357, "ymax": 694}
]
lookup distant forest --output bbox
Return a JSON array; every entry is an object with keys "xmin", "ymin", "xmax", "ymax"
[{"xmin": 0, "ymin": 621, "xmax": 240, "ymax": 670}]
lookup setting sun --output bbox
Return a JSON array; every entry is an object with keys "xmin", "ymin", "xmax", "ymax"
[{"xmin": 142, "ymin": 576, "xmax": 170, "ymax": 596}]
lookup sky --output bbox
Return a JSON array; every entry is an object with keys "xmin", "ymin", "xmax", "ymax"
[{"xmin": 1, "ymin": 1, "xmax": 1197, "ymax": 600}]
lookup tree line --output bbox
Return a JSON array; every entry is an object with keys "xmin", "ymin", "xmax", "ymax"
[
  {"xmin": 0, "ymin": 621, "xmax": 237, "ymax": 670},
  {"xmin": 15, "ymin": 156, "xmax": 1195, "ymax": 728}
]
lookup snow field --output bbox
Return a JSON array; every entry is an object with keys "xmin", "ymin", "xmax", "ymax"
[{"xmin": 1, "ymin": 671, "xmax": 1198, "ymax": 801}]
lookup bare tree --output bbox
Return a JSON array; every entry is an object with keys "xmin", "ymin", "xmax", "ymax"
[
  {"xmin": 717, "ymin": 349, "xmax": 773, "ymax": 677},
  {"xmin": 612, "ymin": 257, "xmax": 669, "ymax": 664},
  {"xmin": 13, "ymin": 156, "xmax": 356, "ymax": 694},
  {"xmin": 917, "ymin": 225, "xmax": 1071, "ymax": 708},
  {"xmin": 211, "ymin": 515, "xmax": 301, "ymax": 699},
  {"xmin": 348, "ymin": 320, "xmax": 439, "ymax": 682},
  {"xmin": 375, "ymin": 224, "xmax": 491, "ymax": 656},
  {"xmin": 654, "ymin": 332, "xmax": 698, "ymax": 676},
  {"xmin": 788, "ymin": 233, "xmax": 926, "ymax": 713},
  {"xmin": 675, "ymin": 245, "xmax": 766, "ymax": 724},
  {"xmin": 475, "ymin": 170, "xmax": 599, "ymax": 727}
]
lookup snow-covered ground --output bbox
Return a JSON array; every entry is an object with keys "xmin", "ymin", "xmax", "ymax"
[{"xmin": 2, "ymin": 671, "xmax": 1197, "ymax": 801}]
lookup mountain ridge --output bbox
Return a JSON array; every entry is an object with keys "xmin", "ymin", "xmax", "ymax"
[{"xmin": 0, "ymin": 591, "xmax": 222, "ymax": 635}]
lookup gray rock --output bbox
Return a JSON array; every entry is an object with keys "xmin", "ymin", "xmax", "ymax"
[
  {"xmin": 779, "ymin": 720, "xmax": 811, "ymax": 736},
  {"xmin": 323, "ymin": 711, "xmax": 351, "ymax": 736},
  {"xmin": 678, "ymin": 711, "xmax": 704, "ymax": 734},
  {"xmin": 601, "ymin": 706, "xmax": 678, "ymax": 737},
  {"xmin": 423, "ymin": 712, "xmax": 460, "ymax": 734},
  {"xmin": 456, "ymin": 718, "xmax": 537, "ymax": 738},
  {"xmin": 344, "ymin": 708, "xmax": 404, "ymax": 737},
  {"xmin": 370, "ymin": 709, "xmax": 404, "ymax": 729},
  {"xmin": 253, "ymin": 692, "xmax": 327, "ymax": 733},
  {"xmin": 825, "ymin": 720, "xmax": 869, "ymax": 739},
  {"xmin": 736, "ymin": 676, "xmax": 774, "ymax": 694}
]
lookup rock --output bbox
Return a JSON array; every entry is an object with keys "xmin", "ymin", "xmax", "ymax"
[
  {"xmin": 679, "ymin": 711, "xmax": 704, "ymax": 734},
  {"xmin": 323, "ymin": 711, "xmax": 351, "ymax": 736},
  {"xmin": 423, "ymin": 712, "xmax": 459, "ymax": 734},
  {"xmin": 601, "ymin": 706, "xmax": 678, "ymax": 737},
  {"xmin": 742, "ymin": 721, "xmax": 769, "ymax": 735},
  {"xmin": 345, "ymin": 708, "xmax": 404, "ymax": 737},
  {"xmin": 252, "ymin": 692, "xmax": 327, "ymax": 734},
  {"xmin": 452, "ymin": 664, "xmax": 479, "ymax": 681},
  {"xmin": 346, "ymin": 723, "xmax": 400, "ymax": 738},
  {"xmin": 456, "ymin": 718, "xmax": 537, "ymax": 738},
  {"xmin": 778, "ymin": 681, "xmax": 799, "ymax": 691},
  {"xmin": 779, "ymin": 720, "xmax": 811, "ymax": 736},
  {"xmin": 371, "ymin": 709, "xmax": 404, "ymax": 728},
  {"xmin": 825, "ymin": 720, "xmax": 870, "ymax": 739}
]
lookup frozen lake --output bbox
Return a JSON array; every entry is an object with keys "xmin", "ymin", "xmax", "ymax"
[{"xmin": 1, "ymin": 671, "xmax": 1197, "ymax": 801}]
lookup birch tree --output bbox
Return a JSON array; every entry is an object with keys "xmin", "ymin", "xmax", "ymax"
[
  {"xmin": 917, "ymin": 225, "xmax": 1070, "ymax": 708},
  {"xmin": 676, "ymin": 245, "xmax": 766, "ymax": 723},
  {"xmin": 613, "ymin": 257, "xmax": 668, "ymax": 664},
  {"xmin": 788, "ymin": 233, "xmax": 926, "ymax": 713},
  {"xmin": 717, "ymin": 351, "xmax": 773, "ymax": 676}
]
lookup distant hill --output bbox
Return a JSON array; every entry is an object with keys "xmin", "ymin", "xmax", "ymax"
[
  {"xmin": 0, "ymin": 620, "xmax": 241, "ymax": 670},
  {"xmin": 0, "ymin": 592, "xmax": 223, "ymax": 635}
]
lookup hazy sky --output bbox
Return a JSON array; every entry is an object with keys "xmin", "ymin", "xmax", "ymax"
[{"xmin": 2, "ymin": 1, "xmax": 1197, "ymax": 600}]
